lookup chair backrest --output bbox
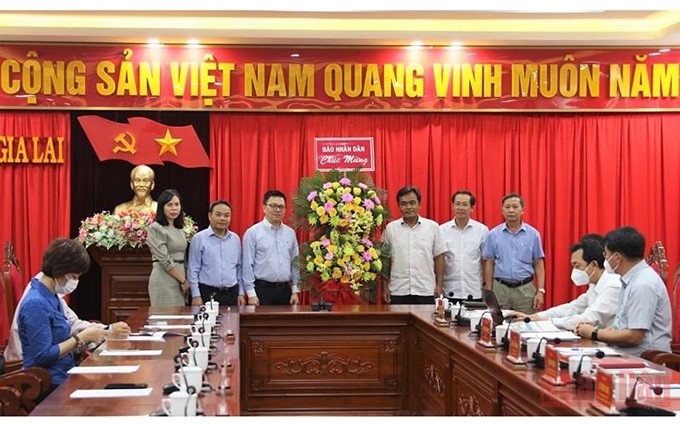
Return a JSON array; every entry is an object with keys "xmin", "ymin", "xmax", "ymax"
[
  {"xmin": 647, "ymin": 241, "xmax": 669, "ymax": 282},
  {"xmin": 0, "ymin": 367, "xmax": 52, "ymax": 414},
  {"xmin": 0, "ymin": 385, "xmax": 23, "ymax": 416},
  {"xmin": 647, "ymin": 351, "xmax": 680, "ymax": 372},
  {"xmin": 640, "ymin": 349, "xmax": 666, "ymax": 361}
]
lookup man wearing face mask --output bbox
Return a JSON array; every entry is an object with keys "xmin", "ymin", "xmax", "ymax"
[
  {"xmin": 512, "ymin": 239, "xmax": 621, "ymax": 330},
  {"xmin": 576, "ymin": 227, "xmax": 672, "ymax": 357},
  {"xmin": 4, "ymin": 272, "xmax": 131, "ymax": 362}
]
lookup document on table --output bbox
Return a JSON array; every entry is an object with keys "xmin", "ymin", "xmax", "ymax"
[
  {"xmin": 511, "ymin": 321, "xmax": 561, "ymax": 333},
  {"xmin": 519, "ymin": 331, "xmax": 581, "ymax": 342},
  {"xmin": 70, "ymin": 388, "xmax": 152, "ymax": 398},
  {"xmin": 148, "ymin": 315, "xmax": 195, "ymax": 320},
  {"xmin": 143, "ymin": 324, "xmax": 192, "ymax": 330},
  {"xmin": 127, "ymin": 331, "xmax": 166, "ymax": 341},
  {"xmin": 555, "ymin": 346, "xmax": 622, "ymax": 357},
  {"xmin": 68, "ymin": 365, "xmax": 140, "ymax": 374},
  {"xmin": 99, "ymin": 349, "xmax": 163, "ymax": 356}
]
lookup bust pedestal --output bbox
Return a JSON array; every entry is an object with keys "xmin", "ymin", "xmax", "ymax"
[{"xmin": 89, "ymin": 247, "xmax": 152, "ymax": 323}]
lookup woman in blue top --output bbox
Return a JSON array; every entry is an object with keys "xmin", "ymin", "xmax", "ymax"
[{"xmin": 18, "ymin": 238, "xmax": 108, "ymax": 388}]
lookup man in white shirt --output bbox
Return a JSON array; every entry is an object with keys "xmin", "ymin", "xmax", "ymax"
[
  {"xmin": 381, "ymin": 186, "xmax": 446, "ymax": 304},
  {"xmin": 3, "ymin": 273, "xmax": 130, "ymax": 361},
  {"xmin": 513, "ymin": 239, "xmax": 621, "ymax": 330},
  {"xmin": 440, "ymin": 190, "xmax": 489, "ymax": 303}
]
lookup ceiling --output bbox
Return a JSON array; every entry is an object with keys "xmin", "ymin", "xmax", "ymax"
[{"xmin": 2, "ymin": 9, "xmax": 680, "ymax": 47}]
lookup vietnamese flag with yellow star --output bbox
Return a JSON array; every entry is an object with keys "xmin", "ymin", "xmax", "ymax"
[{"xmin": 78, "ymin": 115, "xmax": 210, "ymax": 168}]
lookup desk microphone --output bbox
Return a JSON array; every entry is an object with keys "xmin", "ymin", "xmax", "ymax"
[
  {"xmin": 530, "ymin": 336, "xmax": 562, "ymax": 368},
  {"xmin": 572, "ymin": 350, "xmax": 605, "ymax": 389},
  {"xmin": 626, "ymin": 376, "xmax": 664, "ymax": 404},
  {"xmin": 455, "ymin": 295, "xmax": 473, "ymax": 327},
  {"xmin": 501, "ymin": 316, "xmax": 530, "ymax": 351}
]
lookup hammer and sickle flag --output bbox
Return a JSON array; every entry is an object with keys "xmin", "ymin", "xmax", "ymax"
[{"xmin": 78, "ymin": 115, "xmax": 210, "ymax": 168}]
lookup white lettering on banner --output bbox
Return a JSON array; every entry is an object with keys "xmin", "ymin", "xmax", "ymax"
[
  {"xmin": 342, "ymin": 155, "xmax": 369, "ymax": 165},
  {"xmin": 319, "ymin": 155, "xmax": 341, "ymax": 165}
]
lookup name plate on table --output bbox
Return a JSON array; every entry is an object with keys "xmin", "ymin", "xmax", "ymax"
[
  {"xmin": 541, "ymin": 344, "xmax": 565, "ymax": 385},
  {"xmin": 592, "ymin": 367, "xmax": 617, "ymax": 414},
  {"xmin": 505, "ymin": 329, "xmax": 524, "ymax": 365},
  {"xmin": 476, "ymin": 316, "xmax": 495, "ymax": 348}
]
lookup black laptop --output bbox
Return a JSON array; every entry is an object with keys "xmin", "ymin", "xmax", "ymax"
[{"xmin": 481, "ymin": 289, "xmax": 504, "ymax": 327}]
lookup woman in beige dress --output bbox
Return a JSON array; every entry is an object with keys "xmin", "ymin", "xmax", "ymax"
[{"xmin": 147, "ymin": 189, "xmax": 189, "ymax": 306}]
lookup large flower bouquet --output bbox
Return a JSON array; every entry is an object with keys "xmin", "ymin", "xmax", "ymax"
[
  {"xmin": 293, "ymin": 170, "xmax": 390, "ymax": 303},
  {"xmin": 78, "ymin": 210, "xmax": 197, "ymax": 250}
]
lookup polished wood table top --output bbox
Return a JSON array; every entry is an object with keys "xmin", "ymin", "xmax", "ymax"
[
  {"xmin": 31, "ymin": 304, "xmax": 680, "ymax": 416},
  {"xmin": 31, "ymin": 306, "xmax": 240, "ymax": 416}
]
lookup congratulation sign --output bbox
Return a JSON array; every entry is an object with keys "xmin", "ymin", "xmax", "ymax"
[{"xmin": 314, "ymin": 137, "xmax": 375, "ymax": 172}]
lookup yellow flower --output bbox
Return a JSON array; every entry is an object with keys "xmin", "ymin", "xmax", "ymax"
[
  {"xmin": 332, "ymin": 268, "xmax": 343, "ymax": 279},
  {"xmin": 310, "ymin": 200, "xmax": 319, "ymax": 210},
  {"xmin": 343, "ymin": 245, "xmax": 355, "ymax": 256},
  {"xmin": 353, "ymin": 257, "xmax": 362, "ymax": 265},
  {"xmin": 343, "ymin": 187, "xmax": 351, "ymax": 193},
  {"xmin": 314, "ymin": 256, "xmax": 324, "ymax": 265},
  {"xmin": 324, "ymin": 260, "xmax": 333, "ymax": 268},
  {"xmin": 316, "ymin": 206, "xmax": 326, "ymax": 216},
  {"xmin": 319, "ymin": 215, "xmax": 329, "ymax": 224},
  {"xmin": 353, "ymin": 187, "xmax": 361, "ymax": 196},
  {"xmin": 310, "ymin": 241, "xmax": 321, "ymax": 249},
  {"xmin": 373, "ymin": 259, "xmax": 382, "ymax": 270},
  {"xmin": 343, "ymin": 255, "xmax": 351, "ymax": 263},
  {"xmin": 327, "ymin": 244, "xmax": 337, "ymax": 253},
  {"xmin": 328, "ymin": 208, "xmax": 337, "ymax": 217},
  {"xmin": 324, "ymin": 188, "xmax": 334, "ymax": 196},
  {"xmin": 332, "ymin": 182, "xmax": 340, "ymax": 189},
  {"xmin": 363, "ymin": 262, "xmax": 370, "ymax": 271},
  {"xmin": 339, "ymin": 219, "xmax": 348, "ymax": 227},
  {"xmin": 340, "ymin": 275, "xmax": 350, "ymax": 283},
  {"xmin": 368, "ymin": 247, "xmax": 378, "ymax": 258},
  {"xmin": 357, "ymin": 245, "xmax": 365, "ymax": 252},
  {"xmin": 353, "ymin": 197, "xmax": 361, "ymax": 205},
  {"xmin": 337, "ymin": 258, "xmax": 345, "ymax": 266}
]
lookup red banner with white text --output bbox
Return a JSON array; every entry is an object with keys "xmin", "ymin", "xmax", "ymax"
[{"xmin": 2, "ymin": 44, "xmax": 680, "ymax": 111}]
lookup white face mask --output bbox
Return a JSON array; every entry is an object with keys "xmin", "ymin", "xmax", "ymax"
[
  {"xmin": 55, "ymin": 275, "xmax": 79, "ymax": 295},
  {"xmin": 570, "ymin": 263, "xmax": 592, "ymax": 286},
  {"xmin": 604, "ymin": 254, "xmax": 618, "ymax": 274}
]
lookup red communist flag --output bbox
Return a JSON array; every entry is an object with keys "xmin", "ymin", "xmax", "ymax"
[{"xmin": 77, "ymin": 115, "xmax": 210, "ymax": 168}]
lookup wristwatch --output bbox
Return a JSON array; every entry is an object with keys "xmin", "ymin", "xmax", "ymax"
[
  {"xmin": 537, "ymin": 288, "xmax": 546, "ymax": 294},
  {"xmin": 591, "ymin": 328, "xmax": 599, "ymax": 341}
]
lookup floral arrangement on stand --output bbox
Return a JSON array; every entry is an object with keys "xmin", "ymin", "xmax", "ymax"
[
  {"xmin": 78, "ymin": 209, "xmax": 197, "ymax": 250},
  {"xmin": 293, "ymin": 170, "xmax": 390, "ymax": 304}
]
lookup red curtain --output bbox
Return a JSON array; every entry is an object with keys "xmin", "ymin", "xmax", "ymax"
[
  {"xmin": 0, "ymin": 112, "xmax": 71, "ymax": 319},
  {"xmin": 210, "ymin": 112, "xmax": 680, "ymax": 338}
]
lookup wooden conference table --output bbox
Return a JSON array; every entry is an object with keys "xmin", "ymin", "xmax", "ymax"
[{"xmin": 31, "ymin": 304, "xmax": 680, "ymax": 416}]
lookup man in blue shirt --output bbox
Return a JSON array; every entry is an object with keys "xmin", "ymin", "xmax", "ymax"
[
  {"xmin": 188, "ymin": 200, "xmax": 244, "ymax": 306},
  {"xmin": 242, "ymin": 190, "xmax": 300, "ymax": 305},
  {"xmin": 482, "ymin": 193, "xmax": 546, "ymax": 314}
]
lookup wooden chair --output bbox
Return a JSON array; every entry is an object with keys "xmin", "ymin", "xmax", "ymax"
[
  {"xmin": 0, "ymin": 367, "xmax": 52, "ymax": 414},
  {"xmin": 0, "ymin": 385, "xmax": 22, "ymax": 416},
  {"xmin": 640, "ymin": 349, "xmax": 666, "ymax": 361},
  {"xmin": 646, "ymin": 241, "xmax": 669, "ymax": 282},
  {"xmin": 646, "ymin": 351, "xmax": 680, "ymax": 372}
]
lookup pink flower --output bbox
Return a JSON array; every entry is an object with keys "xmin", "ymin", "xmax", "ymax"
[
  {"xmin": 323, "ymin": 182, "xmax": 333, "ymax": 189},
  {"xmin": 307, "ymin": 191, "xmax": 318, "ymax": 201},
  {"xmin": 362, "ymin": 199, "xmax": 375, "ymax": 210},
  {"xmin": 373, "ymin": 196, "xmax": 381, "ymax": 205},
  {"xmin": 339, "ymin": 177, "xmax": 351, "ymax": 186},
  {"xmin": 320, "ymin": 238, "xmax": 331, "ymax": 247},
  {"xmin": 324, "ymin": 202, "xmax": 334, "ymax": 212},
  {"xmin": 358, "ymin": 183, "xmax": 368, "ymax": 189},
  {"xmin": 362, "ymin": 251, "xmax": 373, "ymax": 261},
  {"xmin": 360, "ymin": 238, "xmax": 373, "ymax": 247},
  {"xmin": 325, "ymin": 252, "xmax": 335, "ymax": 260},
  {"xmin": 341, "ymin": 193, "xmax": 354, "ymax": 203}
]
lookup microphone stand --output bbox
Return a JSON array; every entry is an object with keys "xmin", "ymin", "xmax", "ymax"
[
  {"xmin": 501, "ymin": 316, "xmax": 530, "ymax": 351},
  {"xmin": 572, "ymin": 350, "xmax": 605, "ymax": 390},
  {"xmin": 454, "ymin": 295, "xmax": 473, "ymax": 327},
  {"xmin": 619, "ymin": 377, "xmax": 673, "ymax": 416},
  {"xmin": 529, "ymin": 336, "xmax": 561, "ymax": 369},
  {"xmin": 470, "ymin": 310, "xmax": 492, "ymax": 337}
]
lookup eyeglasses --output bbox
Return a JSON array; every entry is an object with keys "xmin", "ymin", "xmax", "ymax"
[{"xmin": 267, "ymin": 204, "xmax": 286, "ymax": 211}]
